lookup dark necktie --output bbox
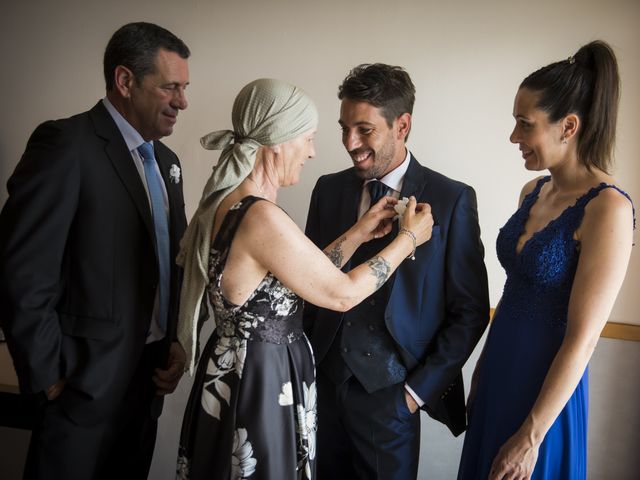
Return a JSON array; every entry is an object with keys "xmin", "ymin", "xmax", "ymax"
[
  {"xmin": 367, "ymin": 180, "xmax": 388, "ymax": 207},
  {"xmin": 138, "ymin": 142, "xmax": 170, "ymax": 333},
  {"xmin": 351, "ymin": 179, "xmax": 390, "ymax": 266}
]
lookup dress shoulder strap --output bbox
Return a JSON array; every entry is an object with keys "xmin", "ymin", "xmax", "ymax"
[
  {"xmin": 578, "ymin": 184, "xmax": 635, "ymax": 226},
  {"xmin": 212, "ymin": 195, "xmax": 266, "ymax": 253},
  {"xmin": 520, "ymin": 176, "xmax": 551, "ymax": 211},
  {"xmin": 569, "ymin": 184, "xmax": 636, "ymax": 234}
]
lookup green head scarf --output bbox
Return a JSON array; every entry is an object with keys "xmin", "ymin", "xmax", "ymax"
[{"xmin": 177, "ymin": 78, "xmax": 319, "ymax": 373}]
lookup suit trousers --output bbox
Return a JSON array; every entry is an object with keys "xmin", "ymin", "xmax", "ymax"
[
  {"xmin": 316, "ymin": 369, "xmax": 421, "ymax": 480},
  {"xmin": 23, "ymin": 341, "xmax": 164, "ymax": 480}
]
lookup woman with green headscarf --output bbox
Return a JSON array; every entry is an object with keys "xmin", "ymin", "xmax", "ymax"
[{"xmin": 175, "ymin": 79, "xmax": 434, "ymax": 479}]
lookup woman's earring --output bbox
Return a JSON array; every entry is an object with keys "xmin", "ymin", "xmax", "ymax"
[{"xmin": 561, "ymin": 136, "xmax": 568, "ymax": 145}]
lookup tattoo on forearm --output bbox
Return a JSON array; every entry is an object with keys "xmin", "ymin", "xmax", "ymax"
[
  {"xmin": 325, "ymin": 236, "xmax": 346, "ymax": 267},
  {"xmin": 366, "ymin": 256, "xmax": 391, "ymax": 289}
]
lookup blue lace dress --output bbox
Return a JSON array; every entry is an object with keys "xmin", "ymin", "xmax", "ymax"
[
  {"xmin": 177, "ymin": 196, "xmax": 316, "ymax": 480},
  {"xmin": 458, "ymin": 177, "xmax": 634, "ymax": 480}
]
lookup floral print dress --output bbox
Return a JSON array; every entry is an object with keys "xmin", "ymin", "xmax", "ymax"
[{"xmin": 177, "ymin": 196, "xmax": 316, "ymax": 479}]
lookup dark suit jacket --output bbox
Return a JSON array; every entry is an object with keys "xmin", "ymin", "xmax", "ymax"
[
  {"xmin": 0, "ymin": 101, "xmax": 187, "ymax": 425},
  {"xmin": 304, "ymin": 155, "xmax": 489, "ymax": 436}
]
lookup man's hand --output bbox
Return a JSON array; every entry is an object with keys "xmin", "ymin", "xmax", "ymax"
[
  {"xmin": 153, "ymin": 341, "xmax": 186, "ymax": 395},
  {"xmin": 46, "ymin": 378, "xmax": 66, "ymax": 400},
  {"xmin": 405, "ymin": 390, "xmax": 419, "ymax": 414}
]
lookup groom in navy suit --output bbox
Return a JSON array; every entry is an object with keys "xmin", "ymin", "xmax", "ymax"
[
  {"xmin": 0, "ymin": 23, "xmax": 190, "ymax": 479},
  {"xmin": 304, "ymin": 63, "xmax": 490, "ymax": 479}
]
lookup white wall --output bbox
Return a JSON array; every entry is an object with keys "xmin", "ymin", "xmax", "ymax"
[{"xmin": 1, "ymin": 1, "xmax": 638, "ymax": 479}]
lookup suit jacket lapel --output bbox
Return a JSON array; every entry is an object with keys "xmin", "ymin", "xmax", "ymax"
[
  {"xmin": 154, "ymin": 146, "xmax": 182, "ymax": 249},
  {"xmin": 89, "ymin": 102, "xmax": 155, "ymax": 239},
  {"xmin": 400, "ymin": 154, "xmax": 428, "ymax": 201},
  {"xmin": 90, "ymin": 102, "xmax": 155, "ymax": 240},
  {"xmin": 155, "ymin": 144, "xmax": 185, "ymax": 340},
  {"xmin": 387, "ymin": 154, "xmax": 429, "ymax": 291}
]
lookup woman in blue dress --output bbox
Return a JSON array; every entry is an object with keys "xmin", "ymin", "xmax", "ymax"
[{"xmin": 458, "ymin": 41, "xmax": 635, "ymax": 480}]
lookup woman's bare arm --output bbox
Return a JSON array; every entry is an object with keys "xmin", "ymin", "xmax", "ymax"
[{"xmin": 226, "ymin": 197, "xmax": 432, "ymax": 312}]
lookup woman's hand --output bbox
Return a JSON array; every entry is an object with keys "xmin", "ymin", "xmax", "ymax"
[
  {"xmin": 489, "ymin": 429, "xmax": 540, "ymax": 480},
  {"xmin": 355, "ymin": 196, "xmax": 397, "ymax": 242},
  {"xmin": 405, "ymin": 390, "xmax": 419, "ymax": 414},
  {"xmin": 399, "ymin": 196, "xmax": 433, "ymax": 246}
]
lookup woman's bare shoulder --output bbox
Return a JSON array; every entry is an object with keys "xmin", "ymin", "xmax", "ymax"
[
  {"xmin": 586, "ymin": 183, "xmax": 633, "ymax": 219},
  {"xmin": 239, "ymin": 198, "xmax": 300, "ymax": 238}
]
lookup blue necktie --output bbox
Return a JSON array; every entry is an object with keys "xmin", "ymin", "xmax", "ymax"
[
  {"xmin": 138, "ymin": 142, "xmax": 170, "ymax": 333},
  {"xmin": 367, "ymin": 180, "xmax": 388, "ymax": 206}
]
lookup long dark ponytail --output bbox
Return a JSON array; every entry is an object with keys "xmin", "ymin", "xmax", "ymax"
[{"xmin": 520, "ymin": 40, "xmax": 620, "ymax": 172}]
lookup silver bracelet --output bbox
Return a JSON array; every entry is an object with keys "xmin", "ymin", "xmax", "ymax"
[{"xmin": 398, "ymin": 228, "xmax": 417, "ymax": 260}]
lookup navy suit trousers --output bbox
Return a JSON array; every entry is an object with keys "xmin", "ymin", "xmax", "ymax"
[{"xmin": 316, "ymin": 370, "xmax": 420, "ymax": 480}]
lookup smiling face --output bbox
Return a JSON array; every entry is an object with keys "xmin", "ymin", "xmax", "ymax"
[
  {"xmin": 123, "ymin": 48, "xmax": 190, "ymax": 141},
  {"xmin": 510, "ymin": 87, "xmax": 567, "ymax": 171},
  {"xmin": 276, "ymin": 128, "xmax": 317, "ymax": 186},
  {"xmin": 339, "ymin": 99, "xmax": 408, "ymax": 180}
]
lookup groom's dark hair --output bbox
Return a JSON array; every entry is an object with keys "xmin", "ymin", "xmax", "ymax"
[
  {"xmin": 103, "ymin": 22, "xmax": 190, "ymax": 91},
  {"xmin": 338, "ymin": 63, "xmax": 415, "ymax": 136}
]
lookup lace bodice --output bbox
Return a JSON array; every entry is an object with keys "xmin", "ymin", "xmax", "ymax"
[{"xmin": 496, "ymin": 176, "xmax": 634, "ymax": 326}]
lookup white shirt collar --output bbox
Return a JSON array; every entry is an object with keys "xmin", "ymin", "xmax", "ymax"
[
  {"xmin": 102, "ymin": 97, "xmax": 149, "ymax": 152},
  {"xmin": 367, "ymin": 148, "xmax": 411, "ymax": 193}
]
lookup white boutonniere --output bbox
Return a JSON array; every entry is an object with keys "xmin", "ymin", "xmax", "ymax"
[
  {"xmin": 393, "ymin": 196, "xmax": 410, "ymax": 220},
  {"xmin": 169, "ymin": 164, "xmax": 181, "ymax": 184}
]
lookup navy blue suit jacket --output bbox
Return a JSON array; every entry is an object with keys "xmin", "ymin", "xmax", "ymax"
[
  {"xmin": 0, "ymin": 101, "xmax": 187, "ymax": 425},
  {"xmin": 304, "ymin": 155, "xmax": 489, "ymax": 435}
]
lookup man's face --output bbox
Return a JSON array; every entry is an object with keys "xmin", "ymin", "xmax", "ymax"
[
  {"xmin": 338, "ymin": 99, "xmax": 410, "ymax": 180},
  {"xmin": 127, "ymin": 49, "xmax": 189, "ymax": 141},
  {"xmin": 339, "ymin": 99, "xmax": 406, "ymax": 180}
]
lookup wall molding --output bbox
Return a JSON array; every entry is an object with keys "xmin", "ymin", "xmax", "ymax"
[{"xmin": 601, "ymin": 322, "xmax": 640, "ymax": 342}]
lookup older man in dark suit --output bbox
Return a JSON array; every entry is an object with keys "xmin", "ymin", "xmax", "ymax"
[
  {"xmin": 304, "ymin": 63, "xmax": 490, "ymax": 479},
  {"xmin": 0, "ymin": 22, "xmax": 190, "ymax": 479}
]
